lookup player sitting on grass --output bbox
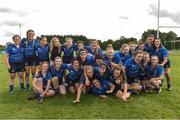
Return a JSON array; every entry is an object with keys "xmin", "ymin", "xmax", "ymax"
[
  {"xmin": 29, "ymin": 62, "xmax": 55, "ymax": 103},
  {"xmin": 147, "ymin": 55, "xmax": 164, "ymax": 93}
]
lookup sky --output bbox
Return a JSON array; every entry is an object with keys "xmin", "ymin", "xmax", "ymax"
[{"xmin": 0, "ymin": 0, "xmax": 180, "ymax": 45}]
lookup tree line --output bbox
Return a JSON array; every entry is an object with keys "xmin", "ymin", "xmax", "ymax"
[{"xmin": 1, "ymin": 29, "xmax": 179, "ymax": 51}]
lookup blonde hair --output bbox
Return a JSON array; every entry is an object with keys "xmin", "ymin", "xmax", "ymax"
[
  {"xmin": 120, "ymin": 44, "xmax": 129, "ymax": 51},
  {"xmin": 106, "ymin": 46, "xmax": 114, "ymax": 53},
  {"xmin": 54, "ymin": 56, "xmax": 62, "ymax": 66},
  {"xmin": 49, "ymin": 37, "xmax": 61, "ymax": 54},
  {"xmin": 65, "ymin": 37, "xmax": 73, "ymax": 42},
  {"xmin": 84, "ymin": 65, "xmax": 93, "ymax": 71}
]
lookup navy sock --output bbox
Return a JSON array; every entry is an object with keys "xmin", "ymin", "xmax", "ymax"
[
  {"xmin": 20, "ymin": 83, "xmax": 25, "ymax": 89},
  {"xmin": 26, "ymin": 84, "xmax": 30, "ymax": 89},
  {"xmin": 36, "ymin": 92, "xmax": 41, "ymax": 100},
  {"xmin": 9, "ymin": 85, "xmax": 14, "ymax": 92},
  {"xmin": 32, "ymin": 73, "xmax": 35, "ymax": 78},
  {"xmin": 141, "ymin": 85, "xmax": 145, "ymax": 91}
]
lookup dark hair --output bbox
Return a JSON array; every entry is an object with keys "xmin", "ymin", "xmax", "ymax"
[
  {"xmin": 71, "ymin": 57, "xmax": 80, "ymax": 65},
  {"xmin": 128, "ymin": 42, "xmax": 135, "ymax": 45},
  {"xmin": 137, "ymin": 41, "xmax": 144, "ymax": 47},
  {"xmin": 113, "ymin": 66, "xmax": 126, "ymax": 83},
  {"xmin": 77, "ymin": 41, "xmax": 84, "ymax": 45},
  {"xmin": 154, "ymin": 38, "xmax": 164, "ymax": 48},
  {"xmin": 90, "ymin": 39, "xmax": 98, "ymax": 44},
  {"xmin": 12, "ymin": 35, "xmax": 20, "ymax": 40},
  {"xmin": 78, "ymin": 48, "xmax": 88, "ymax": 55},
  {"xmin": 95, "ymin": 53, "xmax": 103, "ymax": 61},
  {"xmin": 40, "ymin": 35, "xmax": 47, "ymax": 41},
  {"xmin": 26, "ymin": 29, "xmax": 35, "ymax": 37},
  {"xmin": 99, "ymin": 63, "xmax": 110, "ymax": 78},
  {"xmin": 147, "ymin": 34, "xmax": 155, "ymax": 38},
  {"xmin": 133, "ymin": 50, "xmax": 143, "ymax": 57}
]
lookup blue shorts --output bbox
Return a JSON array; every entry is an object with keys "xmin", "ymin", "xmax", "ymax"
[
  {"xmin": 65, "ymin": 74, "xmax": 80, "ymax": 87},
  {"xmin": 164, "ymin": 60, "xmax": 171, "ymax": 68},
  {"xmin": 24, "ymin": 55, "xmax": 38, "ymax": 66},
  {"xmin": 127, "ymin": 77, "xmax": 139, "ymax": 84},
  {"xmin": 139, "ymin": 74, "xmax": 147, "ymax": 81},
  {"xmin": 62, "ymin": 56, "xmax": 74, "ymax": 64},
  {"xmin": 9, "ymin": 62, "xmax": 25, "ymax": 73},
  {"xmin": 37, "ymin": 58, "xmax": 49, "ymax": 65}
]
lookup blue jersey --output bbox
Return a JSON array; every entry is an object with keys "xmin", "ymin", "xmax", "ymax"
[
  {"xmin": 5, "ymin": 44, "xmax": 24, "ymax": 63},
  {"xmin": 115, "ymin": 51, "xmax": 131, "ymax": 64},
  {"xmin": 50, "ymin": 47, "xmax": 61, "ymax": 61},
  {"xmin": 104, "ymin": 54, "xmax": 122, "ymax": 67},
  {"xmin": 21, "ymin": 38, "xmax": 39, "ymax": 57},
  {"xmin": 124, "ymin": 58, "xmax": 141, "ymax": 79},
  {"xmin": 67, "ymin": 65, "xmax": 83, "ymax": 81},
  {"xmin": 154, "ymin": 47, "xmax": 168, "ymax": 63},
  {"xmin": 85, "ymin": 46, "xmax": 104, "ymax": 56},
  {"xmin": 139, "ymin": 63, "xmax": 149, "ymax": 80},
  {"xmin": 144, "ymin": 44, "xmax": 155, "ymax": 56},
  {"xmin": 36, "ymin": 44, "xmax": 49, "ymax": 62},
  {"xmin": 50, "ymin": 64, "xmax": 68, "ymax": 79},
  {"xmin": 80, "ymin": 55, "xmax": 94, "ymax": 66},
  {"xmin": 148, "ymin": 64, "xmax": 164, "ymax": 78},
  {"xmin": 34, "ymin": 71, "xmax": 52, "ymax": 87},
  {"xmin": 61, "ymin": 44, "xmax": 76, "ymax": 59},
  {"xmin": 91, "ymin": 80, "xmax": 111, "ymax": 95}
]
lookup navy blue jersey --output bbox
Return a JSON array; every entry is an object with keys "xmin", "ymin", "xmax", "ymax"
[
  {"xmin": 5, "ymin": 44, "xmax": 24, "ymax": 63},
  {"xmin": 139, "ymin": 63, "xmax": 149, "ymax": 80},
  {"xmin": 36, "ymin": 44, "xmax": 49, "ymax": 62},
  {"xmin": 144, "ymin": 44, "xmax": 155, "ymax": 56},
  {"xmin": 115, "ymin": 51, "xmax": 132, "ymax": 64},
  {"xmin": 148, "ymin": 64, "xmax": 164, "ymax": 78},
  {"xmin": 124, "ymin": 58, "xmax": 141, "ymax": 79},
  {"xmin": 50, "ymin": 47, "xmax": 61, "ymax": 61},
  {"xmin": 62, "ymin": 45, "xmax": 76, "ymax": 59},
  {"xmin": 50, "ymin": 64, "xmax": 68, "ymax": 79},
  {"xmin": 85, "ymin": 46, "xmax": 104, "ymax": 56},
  {"xmin": 34, "ymin": 71, "xmax": 52, "ymax": 87},
  {"xmin": 66, "ymin": 65, "xmax": 83, "ymax": 81},
  {"xmin": 21, "ymin": 38, "xmax": 39, "ymax": 57},
  {"xmin": 104, "ymin": 54, "xmax": 122, "ymax": 68},
  {"xmin": 91, "ymin": 80, "xmax": 111, "ymax": 95},
  {"xmin": 154, "ymin": 47, "xmax": 168, "ymax": 63}
]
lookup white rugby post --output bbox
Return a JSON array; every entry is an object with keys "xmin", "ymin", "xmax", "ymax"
[
  {"xmin": 157, "ymin": 0, "xmax": 160, "ymax": 38},
  {"xmin": 19, "ymin": 23, "xmax": 22, "ymax": 38},
  {"xmin": 157, "ymin": 0, "xmax": 180, "ymax": 38}
]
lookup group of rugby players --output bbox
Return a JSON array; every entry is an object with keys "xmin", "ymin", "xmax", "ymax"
[{"xmin": 5, "ymin": 29, "xmax": 172, "ymax": 103}]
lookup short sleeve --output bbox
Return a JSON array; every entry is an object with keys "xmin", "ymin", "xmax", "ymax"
[{"xmin": 157, "ymin": 66, "xmax": 164, "ymax": 77}]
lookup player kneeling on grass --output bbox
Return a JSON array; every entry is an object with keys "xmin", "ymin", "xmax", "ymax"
[
  {"xmin": 124, "ymin": 50, "xmax": 145, "ymax": 94},
  {"xmin": 29, "ymin": 62, "xmax": 55, "ymax": 103},
  {"xmin": 50, "ymin": 57, "xmax": 67, "ymax": 95},
  {"xmin": 73, "ymin": 65, "xmax": 96, "ymax": 103},
  {"xmin": 65, "ymin": 58, "xmax": 82, "ymax": 93},
  {"xmin": 147, "ymin": 55, "xmax": 164, "ymax": 93},
  {"xmin": 139, "ymin": 52, "xmax": 150, "ymax": 87},
  {"xmin": 109, "ymin": 67, "xmax": 131, "ymax": 100}
]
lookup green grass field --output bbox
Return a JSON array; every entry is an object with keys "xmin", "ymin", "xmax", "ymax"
[{"xmin": 0, "ymin": 53, "xmax": 180, "ymax": 119}]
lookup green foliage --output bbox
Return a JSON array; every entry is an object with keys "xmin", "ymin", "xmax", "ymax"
[{"xmin": 0, "ymin": 54, "xmax": 180, "ymax": 118}]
